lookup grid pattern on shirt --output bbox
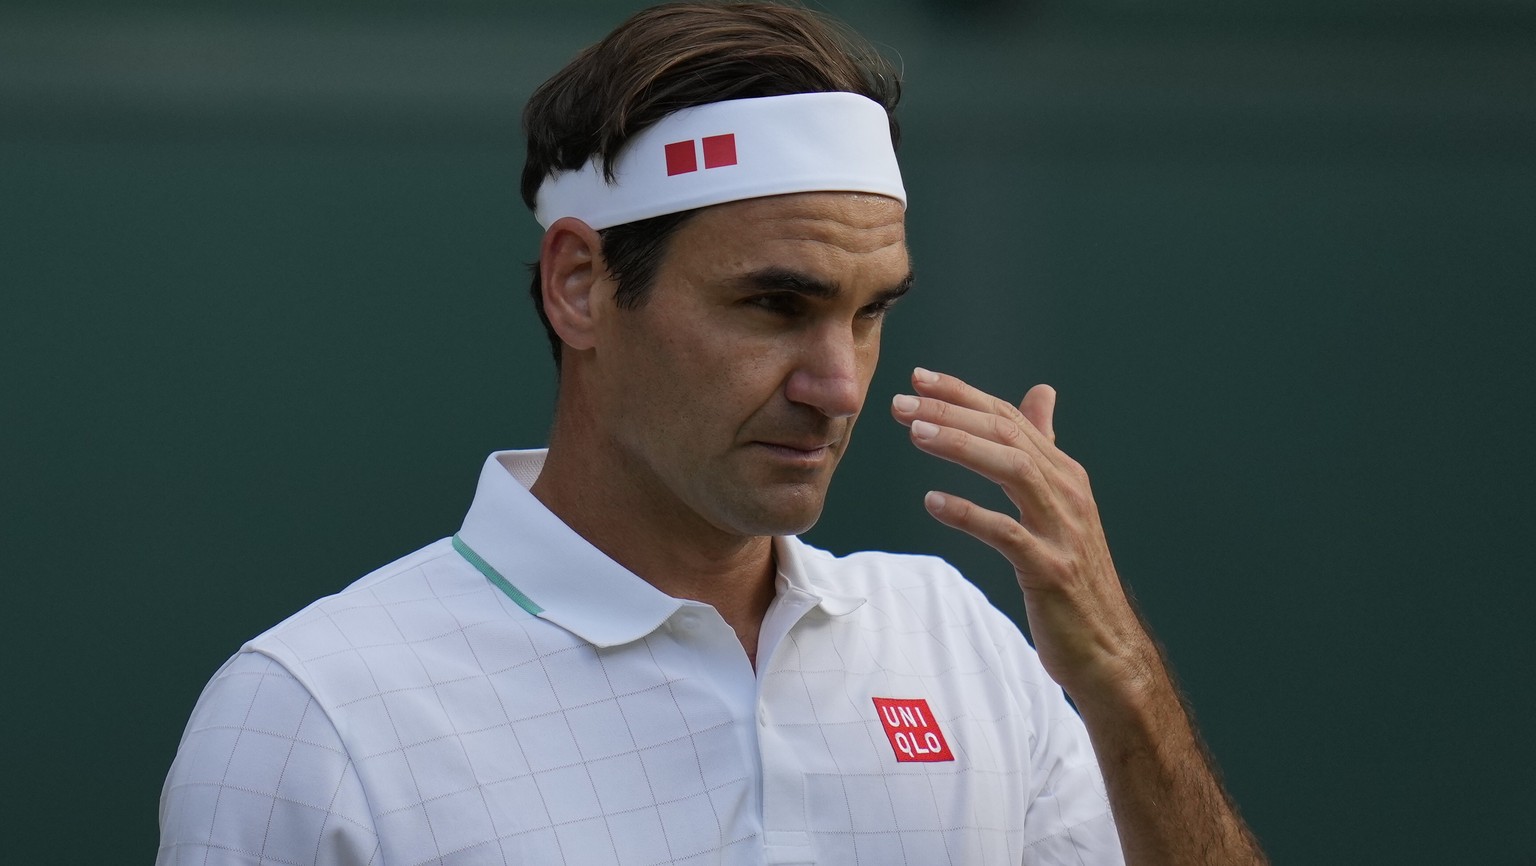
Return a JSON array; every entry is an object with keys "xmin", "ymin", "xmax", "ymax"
[
  {"xmin": 160, "ymin": 536, "xmax": 1121, "ymax": 865},
  {"xmin": 161, "ymin": 541, "xmax": 762, "ymax": 866},
  {"xmin": 157, "ymin": 653, "xmax": 382, "ymax": 865},
  {"xmin": 754, "ymin": 546, "xmax": 1119, "ymax": 865}
]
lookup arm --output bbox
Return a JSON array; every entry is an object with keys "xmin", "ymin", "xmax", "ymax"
[{"xmin": 891, "ymin": 368, "xmax": 1266, "ymax": 865}]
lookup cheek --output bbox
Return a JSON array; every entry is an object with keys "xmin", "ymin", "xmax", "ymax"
[
  {"xmin": 627, "ymin": 331, "xmax": 757, "ymax": 434},
  {"xmin": 678, "ymin": 323, "xmax": 789, "ymax": 391},
  {"xmin": 700, "ymin": 350, "xmax": 787, "ymax": 428}
]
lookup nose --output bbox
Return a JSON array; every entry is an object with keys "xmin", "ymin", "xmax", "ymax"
[{"xmin": 784, "ymin": 324, "xmax": 868, "ymax": 419}]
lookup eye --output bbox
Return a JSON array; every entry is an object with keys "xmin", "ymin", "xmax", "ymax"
[
  {"xmin": 747, "ymin": 293, "xmax": 805, "ymax": 317},
  {"xmin": 857, "ymin": 298, "xmax": 898, "ymax": 320}
]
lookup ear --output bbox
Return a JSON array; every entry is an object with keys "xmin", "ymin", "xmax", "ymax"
[{"xmin": 538, "ymin": 217, "xmax": 607, "ymax": 353}]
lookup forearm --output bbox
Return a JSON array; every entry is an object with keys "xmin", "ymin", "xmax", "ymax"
[
  {"xmin": 890, "ymin": 372, "xmax": 1266, "ymax": 863},
  {"xmin": 1071, "ymin": 640, "xmax": 1267, "ymax": 866}
]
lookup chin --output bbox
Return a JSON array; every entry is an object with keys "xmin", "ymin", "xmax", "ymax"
[
  {"xmin": 761, "ymin": 512, "xmax": 822, "ymax": 538},
  {"xmin": 716, "ymin": 491, "xmax": 826, "ymax": 538}
]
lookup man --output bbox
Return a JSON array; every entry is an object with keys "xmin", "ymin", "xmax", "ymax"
[{"xmin": 159, "ymin": 3, "xmax": 1266, "ymax": 864}]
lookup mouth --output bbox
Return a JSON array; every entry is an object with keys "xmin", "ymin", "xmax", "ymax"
[{"xmin": 753, "ymin": 440, "xmax": 837, "ymax": 465}]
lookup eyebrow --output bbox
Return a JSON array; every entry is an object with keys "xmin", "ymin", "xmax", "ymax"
[{"xmin": 733, "ymin": 267, "xmax": 915, "ymax": 305}]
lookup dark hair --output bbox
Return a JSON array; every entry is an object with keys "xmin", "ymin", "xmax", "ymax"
[{"xmin": 521, "ymin": 1, "xmax": 902, "ymax": 366}]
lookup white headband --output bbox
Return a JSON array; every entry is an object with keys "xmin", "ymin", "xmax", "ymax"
[{"xmin": 534, "ymin": 92, "xmax": 905, "ymax": 230}]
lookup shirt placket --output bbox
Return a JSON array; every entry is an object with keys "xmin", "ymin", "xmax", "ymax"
[{"xmin": 754, "ymin": 588, "xmax": 823, "ymax": 866}]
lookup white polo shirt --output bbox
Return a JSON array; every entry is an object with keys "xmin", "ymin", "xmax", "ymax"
[{"xmin": 159, "ymin": 450, "xmax": 1123, "ymax": 865}]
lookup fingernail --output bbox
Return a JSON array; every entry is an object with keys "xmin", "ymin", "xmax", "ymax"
[
  {"xmin": 925, "ymin": 491, "xmax": 947, "ymax": 510},
  {"xmin": 892, "ymin": 394, "xmax": 919, "ymax": 413},
  {"xmin": 911, "ymin": 419, "xmax": 939, "ymax": 439},
  {"xmin": 913, "ymin": 367, "xmax": 938, "ymax": 384}
]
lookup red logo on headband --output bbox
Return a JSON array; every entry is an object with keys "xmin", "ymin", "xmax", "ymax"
[{"xmin": 665, "ymin": 134, "xmax": 738, "ymax": 175}]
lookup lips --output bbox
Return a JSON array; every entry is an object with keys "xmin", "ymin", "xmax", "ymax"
[
  {"xmin": 753, "ymin": 439, "xmax": 838, "ymax": 464},
  {"xmin": 759, "ymin": 440, "xmax": 836, "ymax": 453},
  {"xmin": 748, "ymin": 418, "xmax": 845, "ymax": 463}
]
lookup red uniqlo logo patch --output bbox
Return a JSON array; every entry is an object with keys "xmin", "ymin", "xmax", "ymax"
[
  {"xmin": 664, "ymin": 133, "xmax": 738, "ymax": 175},
  {"xmin": 872, "ymin": 697, "xmax": 954, "ymax": 763}
]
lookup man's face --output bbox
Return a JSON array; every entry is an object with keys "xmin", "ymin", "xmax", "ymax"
[{"xmin": 588, "ymin": 191, "xmax": 910, "ymax": 540}]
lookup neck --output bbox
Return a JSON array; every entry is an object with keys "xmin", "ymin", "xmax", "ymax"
[{"xmin": 531, "ymin": 397, "xmax": 777, "ymax": 664}]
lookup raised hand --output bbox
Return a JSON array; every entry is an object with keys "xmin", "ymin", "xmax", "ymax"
[
  {"xmin": 889, "ymin": 367, "xmax": 1155, "ymax": 705},
  {"xmin": 891, "ymin": 366, "xmax": 1268, "ymax": 864}
]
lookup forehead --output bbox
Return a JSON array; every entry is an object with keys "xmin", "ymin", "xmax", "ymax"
[{"xmin": 666, "ymin": 192, "xmax": 909, "ymax": 283}]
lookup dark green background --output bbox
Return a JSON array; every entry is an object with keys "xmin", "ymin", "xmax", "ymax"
[{"xmin": 3, "ymin": 0, "xmax": 1533, "ymax": 861}]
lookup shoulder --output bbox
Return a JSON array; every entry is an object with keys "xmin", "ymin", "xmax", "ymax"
[
  {"xmin": 244, "ymin": 537, "xmax": 456, "ymax": 648},
  {"xmin": 238, "ymin": 536, "xmax": 539, "ymax": 704},
  {"xmin": 159, "ymin": 651, "xmax": 381, "ymax": 861}
]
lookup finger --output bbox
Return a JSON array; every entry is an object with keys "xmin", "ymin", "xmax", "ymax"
[
  {"xmin": 893, "ymin": 392, "xmax": 1046, "ymax": 460},
  {"xmin": 908, "ymin": 368, "xmax": 1067, "ymax": 469},
  {"xmin": 1018, "ymin": 384, "xmax": 1057, "ymax": 444},
  {"xmin": 912, "ymin": 367, "xmax": 1028, "ymax": 426},
  {"xmin": 923, "ymin": 489, "xmax": 1046, "ymax": 574},
  {"xmin": 907, "ymin": 416, "xmax": 1062, "ymax": 526}
]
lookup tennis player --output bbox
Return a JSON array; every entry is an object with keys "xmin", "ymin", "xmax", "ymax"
[{"xmin": 158, "ymin": 4, "xmax": 1266, "ymax": 864}]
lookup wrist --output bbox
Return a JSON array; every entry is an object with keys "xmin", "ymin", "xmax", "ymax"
[{"xmin": 1063, "ymin": 631, "xmax": 1177, "ymax": 726}]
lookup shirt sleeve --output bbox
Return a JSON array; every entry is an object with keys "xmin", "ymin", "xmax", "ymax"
[
  {"xmin": 157, "ymin": 651, "xmax": 381, "ymax": 866},
  {"xmin": 986, "ymin": 608, "xmax": 1126, "ymax": 866}
]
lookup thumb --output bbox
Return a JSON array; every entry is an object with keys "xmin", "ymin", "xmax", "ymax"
[{"xmin": 1019, "ymin": 384, "xmax": 1057, "ymax": 444}]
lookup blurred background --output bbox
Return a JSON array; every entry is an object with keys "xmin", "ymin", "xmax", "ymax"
[{"xmin": 3, "ymin": 0, "xmax": 1533, "ymax": 861}]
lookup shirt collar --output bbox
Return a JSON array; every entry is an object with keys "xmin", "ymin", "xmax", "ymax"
[
  {"xmin": 457, "ymin": 449, "xmax": 681, "ymax": 647},
  {"xmin": 457, "ymin": 449, "xmax": 865, "ymax": 648},
  {"xmin": 773, "ymin": 534, "xmax": 866, "ymax": 617}
]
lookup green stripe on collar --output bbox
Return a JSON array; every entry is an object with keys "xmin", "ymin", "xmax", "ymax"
[{"xmin": 452, "ymin": 534, "xmax": 544, "ymax": 616}]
